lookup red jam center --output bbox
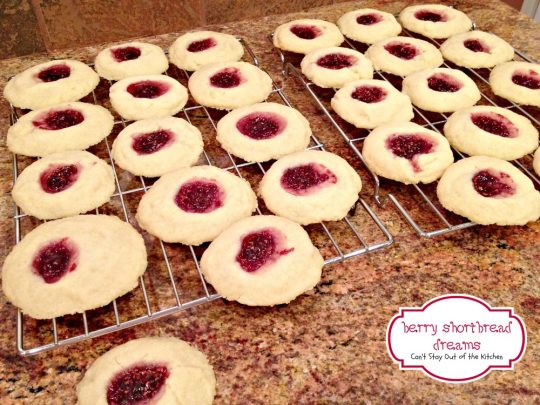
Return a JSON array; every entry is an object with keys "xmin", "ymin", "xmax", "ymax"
[
  {"xmin": 236, "ymin": 112, "xmax": 286, "ymax": 140},
  {"xmin": 316, "ymin": 53, "xmax": 357, "ymax": 70},
  {"xmin": 384, "ymin": 42, "xmax": 418, "ymax": 60},
  {"xmin": 463, "ymin": 39, "xmax": 490, "ymax": 53},
  {"xmin": 175, "ymin": 179, "xmax": 224, "ymax": 213},
  {"xmin": 236, "ymin": 228, "xmax": 294, "ymax": 272},
  {"xmin": 37, "ymin": 64, "xmax": 71, "ymax": 82},
  {"xmin": 414, "ymin": 10, "xmax": 447, "ymax": 22},
  {"xmin": 470, "ymin": 112, "xmax": 517, "ymax": 138},
  {"xmin": 427, "ymin": 73, "xmax": 462, "ymax": 93},
  {"xmin": 40, "ymin": 164, "xmax": 79, "ymax": 194},
  {"xmin": 32, "ymin": 109, "xmax": 84, "ymax": 130},
  {"xmin": 32, "ymin": 238, "xmax": 78, "ymax": 284},
  {"xmin": 132, "ymin": 130, "xmax": 174, "ymax": 155},
  {"xmin": 290, "ymin": 25, "xmax": 321, "ymax": 40},
  {"xmin": 280, "ymin": 163, "xmax": 337, "ymax": 196},
  {"xmin": 472, "ymin": 169, "xmax": 516, "ymax": 198},
  {"xmin": 511, "ymin": 69, "xmax": 540, "ymax": 90},
  {"xmin": 209, "ymin": 67, "xmax": 242, "ymax": 88},
  {"xmin": 111, "ymin": 46, "xmax": 141, "ymax": 62},
  {"xmin": 187, "ymin": 37, "xmax": 216, "ymax": 52},
  {"xmin": 386, "ymin": 134, "xmax": 436, "ymax": 172},
  {"xmin": 356, "ymin": 13, "xmax": 382, "ymax": 25},
  {"xmin": 351, "ymin": 85, "xmax": 387, "ymax": 103},
  {"xmin": 107, "ymin": 363, "xmax": 170, "ymax": 405},
  {"xmin": 127, "ymin": 80, "xmax": 170, "ymax": 99}
]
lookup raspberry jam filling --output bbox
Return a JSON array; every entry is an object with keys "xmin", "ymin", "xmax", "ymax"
[
  {"xmin": 351, "ymin": 85, "xmax": 388, "ymax": 103},
  {"xmin": 463, "ymin": 39, "xmax": 490, "ymax": 53},
  {"xmin": 33, "ymin": 109, "xmax": 84, "ymax": 130},
  {"xmin": 472, "ymin": 169, "xmax": 516, "ymax": 198},
  {"xmin": 127, "ymin": 80, "xmax": 170, "ymax": 98},
  {"xmin": 356, "ymin": 13, "xmax": 382, "ymax": 25},
  {"xmin": 470, "ymin": 112, "xmax": 518, "ymax": 138},
  {"xmin": 187, "ymin": 37, "xmax": 216, "ymax": 52},
  {"xmin": 290, "ymin": 25, "xmax": 321, "ymax": 40},
  {"xmin": 427, "ymin": 73, "xmax": 462, "ymax": 93},
  {"xmin": 175, "ymin": 179, "xmax": 224, "ymax": 213},
  {"xmin": 316, "ymin": 53, "xmax": 357, "ymax": 70},
  {"xmin": 414, "ymin": 10, "xmax": 448, "ymax": 22},
  {"xmin": 40, "ymin": 164, "xmax": 80, "ymax": 194},
  {"xmin": 236, "ymin": 112, "xmax": 286, "ymax": 140},
  {"xmin": 37, "ymin": 64, "xmax": 71, "ymax": 82},
  {"xmin": 132, "ymin": 130, "xmax": 174, "ymax": 155},
  {"xmin": 210, "ymin": 67, "xmax": 242, "ymax": 88},
  {"xmin": 386, "ymin": 134, "xmax": 436, "ymax": 172},
  {"xmin": 384, "ymin": 42, "xmax": 418, "ymax": 60},
  {"xmin": 111, "ymin": 46, "xmax": 141, "ymax": 62},
  {"xmin": 236, "ymin": 228, "xmax": 294, "ymax": 272},
  {"xmin": 511, "ymin": 69, "xmax": 540, "ymax": 90},
  {"xmin": 107, "ymin": 363, "xmax": 170, "ymax": 405},
  {"xmin": 32, "ymin": 238, "xmax": 78, "ymax": 284},
  {"xmin": 280, "ymin": 163, "xmax": 337, "ymax": 196}
]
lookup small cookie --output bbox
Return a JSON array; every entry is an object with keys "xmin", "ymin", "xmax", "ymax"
[
  {"xmin": 402, "ymin": 67, "xmax": 481, "ymax": 113},
  {"xmin": 440, "ymin": 31, "xmax": 514, "ymax": 68},
  {"xmin": 136, "ymin": 166, "xmax": 257, "ymax": 245},
  {"xmin": 200, "ymin": 215, "xmax": 324, "ymax": 306},
  {"xmin": 300, "ymin": 46, "xmax": 373, "ymax": 88},
  {"xmin": 399, "ymin": 4, "xmax": 472, "ymax": 39},
  {"xmin": 259, "ymin": 150, "xmax": 362, "ymax": 225},
  {"xmin": 2, "ymin": 215, "xmax": 147, "ymax": 319},
  {"xmin": 12, "ymin": 151, "xmax": 114, "ymax": 220},
  {"xmin": 337, "ymin": 8, "xmax": 402, "ymax": 45},
  {"xmin": 362, "ymin": 122, "xmax": 454, "ymax": 184},
  {"xmin": 95, "ymin": 41, "xmax": 168, "ymax": 80},
  {"xmin": 4, "ymin": 59, "xmax": 100, "ymax": 110},
  {"xmin": 110, "ymin": 74, "xmax": 188, "ymax": 120},
  {"xmin": 169, "ymin": 30, "xmax": 244, "ymax": 71},
  {"xmin": 188, "ymin": 61, "xmax": 273, "ymax": 110},
  {"xmin": 437, "ymin": 156, "xmax": 540, "ymax": 225},
  {"xmin": 331, "ymin": 79, "xmax": 414, "ymax": 129},
  {"xmin": 273, "ymin": 19, "xmax": 344, "ymax": 54},
  {"xmin": 365, "ymin": 36, "xmax": 443, "ymax": 76},
  {"xmin": 216, "ymin": 102, "xmax": 311, "ymax": 162},
  {"xmin": 489, "ymin": 61, "xmax": 540, "ymax": 107},
  {"xmin": 444, "ymin": 106, "xmax": 539, "ymax": 160},
  {"xmin": 77, "ymin": 337, "xmax": 216, "ymax": 405},
  {"xmin": 533, "ymin": 148, "xmax": 540, "ymax": 176},
  {"xmin": 7, "ymin": 102, "xmax": 114, "ymax": 157},
  {"xmin": 112, "ymin": 117, "xmax": 203, "ymax": 177}
]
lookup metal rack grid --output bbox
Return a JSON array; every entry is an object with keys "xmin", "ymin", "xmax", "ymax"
[
  {"xmin": 9, "ymin": 38, "xmax": 393, "ymax": 356},
  {"xmin": 270, "ymin": 25, "xmax": 540, "ymax": 238}
]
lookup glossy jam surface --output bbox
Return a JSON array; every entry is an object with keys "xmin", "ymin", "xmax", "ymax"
[
  {"xmin": 175, "ymin": 179, "xmax": 224, "ymax": 213},
  {"xmin": 356, "ymin": 13, "xmax": 382, "ymax": 25},
  {"xmin": 236, "ymin": 112, "xmax": 286, "ymax": 140},
  {"xmin": 127, "ymin": 80, "xmax": 170, "ymax": 99},
  {"xmin": 209, "ymin": 67, "xmax": 242, "ymax": 88},
  {"xmin": 132, "ymin": 130, "xmax": 174, "ymax": 155},
  {"xmin": 32, "ymin": 238, "xmax": 78, "ymax": 284},
  {"xmin": 472, "ymin": 169, "xmax": 516, "ymax": 198},
  {"xmin": 351, "ymin": 85, "xmax": 387, "ymax": 103},
  {"xmin": 290, "ymin": 25, "xmax": 321, "ymax": 40},
  {"xmin": 470, "ymin": 112, "xmax": 517, "ymax": 138},
  {"xmin": 511, "ymin": 69, "xmax": 540, "ymax": 90},
  {"xmin": 33, "ymin": 109, "xmax": 84, "ymax": 130},
  {"xmin": 384, "ymin": 42, "xmax": 418, "ymax": 60},
  {"xmin": 386, "ymin": 134, "xmax": 436, "ymax": 172},
  {"xmin": 463, "ymin": 39, "xmax": 490, "ymax": 53},
  {"xmin": 111, "ymin": 46, "xmax": 141, "ymax": 62},
  {"xmin": 414, "ymin": 10, "xmax": 447, "ymax": 22},
  {"xmin": 280, "ymin": 163, "xmax": 337, "ymax": 196},
  {"xmin": 40, "ymin": 164, "xmax": 80, "ymax": 194},
  {"xmin": 236, "ymin": 228, "xmax": 294, "ymax": 272},
  {"xmin": 187, "ymin": 37, "xmax": 217, "ymax": 52},
  {"xmin": 107, "ymin": 363, "xmax": 170, "ymax": 405},
  {"xmin": 316, "ymin": 53, "xmax": 357, "ymax": 70},
  {"xmin": 37, "ymin": 64, "xmax": 71, "ymax": 82},
  {"xmin": 427, "ymin": 73, "xmax": 462, "ymax": 93}
]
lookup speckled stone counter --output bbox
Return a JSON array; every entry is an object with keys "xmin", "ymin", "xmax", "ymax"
[{"xmin": 0, "ymin": 1, "xmax": 539, "ymax": 403}]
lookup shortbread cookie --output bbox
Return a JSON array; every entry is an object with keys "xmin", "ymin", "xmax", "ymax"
[
  {"xmin": 12, "ymin": 151, "xmax": 114, "ymax": 220},
  {"xmin": 259, "ymin": 150, "xmax": 361, "ymax": 225},
  {"xmin": 363, "ymin": 122, "xmax": 454, "ymax": 184},
  {"xmin": 444, "ymin": 106, "xmax": 539, "ymax": 160},
  {"xmin": 331, "ymin": 79, "xmax": 414, "ymax": 129},
  {"xmin": 365, "ymin": 36, "xmax": 443, "ymax": 76},
  {"xmin": 2, "ymin": 215, "xmax": 147, "ymax": 319},
  {"xmin": 216, "ymin": 102, "xmax": 311, "ymax": 162},
  {"xmin": 169, "ymin": 30, "xmax": 244, "ymax": 71},
  {"xmin": 110, "ymin": 74, "xmax": 188, "ymax": 120},
  {"xmin": 7, "ymin": 102, "xmax": 114, "ymax": 157},
  {"xmin": 300, "ymin": 46, "xmax": 373, "ymax": 88},
  {"xmin": 136, "ymin": 166, "xmax": 257, "ymax": 245},
  {"xmin": 95, "ymin": 41, "xmax": 168, "ymax": 80},
  {"xmin": 440, "ymin": 31, "xmax": 514, "ymax": 68},
  {"xmin": 4, "ymin": 59, "xmax": 100, "ymax": 110},
  {"xmin": 273, "ymin": 19, "xmax": 344, "ymax": 54},
  {"xmin": 337, "ymin": 8, "xmax": 402, "ymax": 45},
  {"xmin": 201, "ymin": 215, "xmax": 324, "ymax": 306},
  {"xmin": 188, "ymin": 61, "xmax": 272, "ymax": 110},
  {"xmin": 533, "ymin": 148, "xmax": 540, "ymax": 176},
  {"xmin": 112, "ymin": 117, "xmax": 203, "ymax": 177},
  {"xmin": 399, "ymin": 4, "xmax": 472, "ymax": 39},
  {"xmin": 77, "ymin": 337, "xmax": 215, "ymax": 405},
  {"xmin": 437, "ymin": 156, "xmax": 540, "ymax": 225},
  {"xmin": 489, "ymin": 61, "xmax": 540, "ymax": 107},
  {"xmin": 402, "ymin": 67, "xmax": 481, "ymax": 113}
]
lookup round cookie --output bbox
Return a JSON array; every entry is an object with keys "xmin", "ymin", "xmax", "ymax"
[
  {"xmin": 7, "ymin": 102, "xmax": 114, "ymax": 157},
  {"xmin": 77, "ymin": 337, "xmax": 215, "ymax": 405},
  {"xmin": 399, "ymin": 4, "xmax": 472, "ymax": 39},
  {"xmin": 440, "ymin": 31, "xmax": 514, "ymax": 68},
  {"xmin": 437, "ymin": 156, "xmax": 540, "ymax": 225},
  {"xmin": 489, "ymin": 61, "xmax": 540, "ymax": 107},
  {"xmin": 136, "ymin": 166, "xmax": 258, "ymax": 245},
  {"xmin": 200, "ymin": 215, "xmax": 324, "ymax": 306},
  {"xmin": 188, "ymin": 61, "xmax": 273, "ymax": 110},
  {"xmin": 337, "ymin": 8, "xmax": 402, "ymax": 45},
  {"xmin": 444, "ymin": 106, "xmax": 539, "ymax": 160},
  {"xmin": 362, "ymin": 122, "xmax": 454, "ymax": 184},
  {"xmin": 95, "ymin": 41, "xmax": 168, "ymax": 80},
  {"xmin": 300, "ymin": 46, "xmax": 373, "ymax": 88},
  {"xmin": 109, "ymin": 74, "xmax": 188, "ymax": 120},
  {"xmin": 169, "ymin": 30, "xmax": 244, "ymax": 71},
  {"xmin": 2, "ymin": 215, "xmax": 147, "ymax": 319},
  {"xmin": 273, "ymin": 19, "xmax": 344, "ymax": 54},
  {"xmin": 331, "ymin": 79, "xmax": 414, "ymax": 129},
  {"xmin": 365, "ymin": 36, "xmax": 443, "ymax": 76},
  {"xmin": 216, "ymin": 102, "xmax": 311, "ymax": 162},
  {"xmin": 533, "ymin": 148, "xmax": 540, "ymax": 177},
  {"xmin": 259, "ymin": 150, "xmax": 362, "ymax": 225},
  {"xmin": 112, "ymin": 117, "xmax": 203, "ymax": 177}
]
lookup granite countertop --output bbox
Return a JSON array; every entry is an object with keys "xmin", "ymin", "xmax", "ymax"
[{"xmin": 1, "ymin": 1, "xmax": 539, "ymax": 403}]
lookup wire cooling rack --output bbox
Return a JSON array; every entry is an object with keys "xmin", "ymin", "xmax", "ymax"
[{"xmin": 8, "ymin": 38, "xmax": 393, "ymax": 356}]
